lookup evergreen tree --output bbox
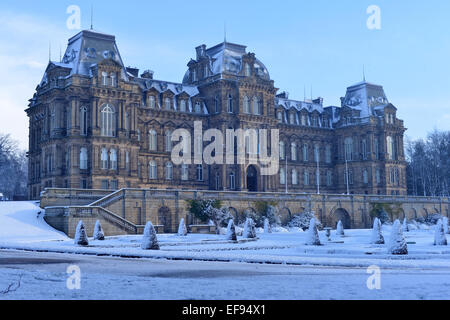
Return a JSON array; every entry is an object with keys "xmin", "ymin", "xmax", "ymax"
[
  {"xmin": 434, "ymin": 219, "xmax": 448, "ymax": 246},
  {"xmin": 387, "ymin": 220, "xmax": 408, "ymax": 255},
  {"xmin": 93, "ymin": 220, "xmax": 105, "ymax": 241},
  {"xmin": 141, "ymin": 221, "xmax": 160, "ymax": 250},
  {"xmin": 306, "ymin": 218, "xmax": 321, "ymax": 246},
  {"xmin": 402, "ymin": 218, "xmax": 409, "ymax": 232},
  {"xmin": 371, "ymin": 218, "xmax": 385, "ymax": 244},
  {"xmin": 226, "ymin": 219, "xmax": 237, "ymax": 241},
  {"xmin": 74, "ymin": 221, "xmax": 89, "ymax": 246}
]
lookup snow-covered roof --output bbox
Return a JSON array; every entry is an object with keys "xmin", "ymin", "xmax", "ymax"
[
  {"xmin": 275, "ymin": 97, "xmax": 324, "ymax": 114},
  {"xmin": 136, "ymin": 79, "xmax": 199, "ymax": 97},
  {"xmin": 58, "ymin": 30, "xmax": 128, "ymax": 80},
  {"xmin": 342, "ymin": 81, "xmax": 389, "ymax": 118},
  {"xmin": 183, "ymin": 41, "xmax": 270, "ymax": 83}
]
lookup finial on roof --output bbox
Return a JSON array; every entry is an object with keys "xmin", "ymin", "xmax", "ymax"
[
  {"xmin": 224, "ymin": 21, "xmax": 227, "ymax": 43},
  {"xmin": 90, "ymin": 4, "xmax": 94, "ymax": 30},
  {"xmin": 363, "ymin": 64, "xmax": 366, "ymax": 82}
]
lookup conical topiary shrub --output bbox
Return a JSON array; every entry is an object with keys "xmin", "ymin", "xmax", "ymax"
[
  {"xmin": 264, "ymin": 218, "xmax": 272, "ymax": 234},
  {"xmin": 74, "ymin": 220, "xmax": 89, "ymax": 246},
  {"xmin": 177, "ymin": 218, "xmax": 188, "ymax": 236},
  {"xmin": 141, "ymin": 221, "xmax": 160, "ymax": 250},
  {"xmin": 434, "ymin": 219, "xmax": 448, "ymax": 246},
  {"xmin": 336, "ymin": 220, "xmax": 345, "ymax": 237},
  {"xmin": 402, "ymin": 218, "xmax": 409, "ymax": 233},
  {"xmin": 371, "ymin": 218, "xmax": 385, "ymax": 245},
  {"xmin": 387, "ymin": 220, "xmax": 408, "ymax": 255},
  {"xmin": 93, "ymin": 220, "xmax": 105, "ymax": 241},
  {"xmin": 306, "ymin": 218, "xmax": 321, "ymax": 246},
  {"xmin": 443, "ymin": 217, "xmax": 449, "ymax": 235},
  {"xmin": 226, "ymin": 219, "xmax": 237, "ymax": 241},
  {"xmin": 243, "ymin": 218, "xmax": 256, "ymax": 239}
]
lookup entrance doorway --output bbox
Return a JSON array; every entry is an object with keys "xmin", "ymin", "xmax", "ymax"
[{"xmin": 247, "ymin": 165, "xmax": 258, "ymax": 192}]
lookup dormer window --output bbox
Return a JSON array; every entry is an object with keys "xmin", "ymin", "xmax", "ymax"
[
  {"xmin": 149, "ymin": 95, "xmax": 156, "ymax": 108},
  {"xmin": 164, "ymin": 97, "xmax": 171, "ymax": 110},
  {"xmin": 195, "ymin": 102, "xmax": 202, "ymax": 113},
  {"xmin": 289, "ymin": 113, "xmax": 295, "ymax": 125},
  {"xmin": 102, "ymin": 72, "xmax": 108, "ymax": 86},
  {"xmin": 180, "ymin": 100, "xmax": 187, "ymax": 112},
  {"xmin": 277, "ymin": 110, "xmax": 283, "ymax": 122},
  {"xmin": 110, "ymin": 73, "xmax": 116, "ymax": 87}
]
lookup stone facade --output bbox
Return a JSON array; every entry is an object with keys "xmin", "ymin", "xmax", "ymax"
[{"xmin": 26, "ymin": 30, "xmax": 407, "ymax": 200}]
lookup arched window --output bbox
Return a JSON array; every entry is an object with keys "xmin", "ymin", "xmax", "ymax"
[
  {"xmin": 214, "ymin": 96, "xmax": 219, "ymax": 113},
  {"xmin": 100, "ymin": 104, "xmax": 115, "ymax": 137},
  {"xmin": 252, "ymin": 97, "xmax": 260, "ymax": 115},
  {"xmin": 361, "ymin": 139, "xmax": 367, "ymax": 160},
  {"xmin": 376, "ymin": 169, "xmax": 381, "ymax": 184},
  {"xmin": 80, "ymin": 148, "xmax": 88, "ymax": 170},
  {"xmin": 363, "ymin": 169, "xmax": 369, "ymax": 184},
  {"xmin": 196, "ymin": 165, "xmax": 203, "ymax": 181},
  {"xmin": 325, "ymin": 145, "xmax": 332, "ymax": 164},
  {"xmin": 227, "ymin": 95, "xmax": 233, "ymax": 113},
  {"xmin": 230, "ymin": 172, "xmax": 235, "ymax": 190},
  {"xmin": 166, "ymin": 162, "xmax": 173, "ymax": 180},
  {"xmin": 245, "ymin": 63, "xmax": 251, "ymax": 77},
  {"xmin": 195, "ymin": 102, "xmax": 202, "ymax": 113},
  {"xmin": 303, "ymin": 144, "xmax": 308, "ymax": 162},
  {"xmin": 326, "ymin": 171, "xmax": 332, "ymax": 186},
  {"xmin": 304, "ymin": 170, "xmax": 310, "ymax": 186},
  {"xmin": 292, "ymin": 169, "xmax": 298, "ymax": 185},
  {"xmin": 137, "ymin": 129, "xmax": 141, "ymax": 142},
  {"xmin": 387, "ymin": 136, "xmax": 395, "ymax": 160},
  {"xmin": 344, "ymin": 137, "xmax": 353, "ymax": 161},
  {"xmin": 110, "ymin": 149, "xmax": 117, "ymax": 170},
  {"xmin": 181, "ymin": 164, "xmax": 189, "ymax": 181},
  {"xmin": 149, "ymin": 161, "xmax": 157, "ymax": 180},
  {"xmin": 180, "ymin": 100, "xmax": 187, "ymax": 112},
  {"xmin": 280, "ymin": 168, "xmax": 286, "ymax": 185},
  {"xmin": 243, "ymin": 96, "xmax": 250, "ymax": 114},
  {"xmin": 374, "ymin": 138, "xmax": 380, "ymax": 160},
  {"xmin": 80, "ymin": 106, "xmax": 88, "ymax": 136},
  {"xmin": 110, "ymin": 73, "xmax": 116, "ymax": 87},
  {"xmin": 165, "ymin": 130, "xmax": 173, "ymax": 152},
  {"xmin": 164, "ymin": 97, "xmax": 171, "ymax": 110},
  {"xmin": 149, "ymin": 130, "xmax": 157, "ymax": 151},
  {"xmin": 149, "ymin": 96, "xmax": 156, "ymax": 108},
  {"xmin": 279, "ymin": 141, "xmax": 285, "ymax": 160},
  {"xmin": 102, "ymin": 72, "xmax": 108, "ymax": 86},
  {"xmin": 291, "ymin": 143, "xmax": 297, "ymax": 161},
  {"xmin": 101, "ymin": 148, "xmax": 108, "ymax": 169},
  {"xmin": 192, "ymin": 69, "xmax": 197, "ymax": 82},
  {"xmin": 124, "ymin": 112, "xmax": 130, "ymax": 132},
  {"xmin": 314, "ymin": 145, "xmax": 320, "ymax": 162},
  {"xmin": 215, "ymin": 173, "xmax": 220, "ymax": 190},
  {"xmin": 125, "ymin": 151, "xmax": 130, "ymax": 172},
  {"xmin": 277, "ymin": 110, "xmax": 283, "ymax": 122}
]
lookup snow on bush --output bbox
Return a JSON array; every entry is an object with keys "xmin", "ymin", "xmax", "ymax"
[
  {"xmin": 177, "ymin": 218, "xmax": 188, "ymax": 236},
  {"xmin": 264, "ymin": 218, "xmax": 272, "ymax": 234},
  {"xmin": 371, "ymin": 218, "xmax": 385, "ymax": 245},
  {"xmin": 402, "ymin": 218, "xmax": 409, "ymax": 233},
  {"xmin": 434, "ymin": 219, "xmax": 448, "ymax": 246},
  {"xmin": 306, "ymin": 218, "xmax": 321, "ymax": 246},
  {"xmin": 226, "ymin": 219, "xmax": 237, "ymax": 241},
  {"xmin": 204, "ymin": 205, "xmax": 232, "ymax": 234},
  {"xmin": 243, "ymin": 218, "xmax": 257, "ymax": 239},
  {"xmin": 289, "ymin": 212, "xmax": 321, "ymax": 231},
  {"xmin": 141, "ymin": 221, "xmax": 160, "ymax": 250},
  {"xmin": 93, "ymin": 220, "xmax": 105, "ymax": 241},
  {"xmin": 387, "ymin": 220, "xmax": 408, "ymax": 255},
  {"xmin": 443, "ymin": 217, "xmax": 449, "ymax": 234},
  {"xmin": 74, "ymin": 221, "xmax": 89, "ymax": 246},
  {"xmin": 336, "ymin": 220, "xmax": 345, "ymax": 236}
]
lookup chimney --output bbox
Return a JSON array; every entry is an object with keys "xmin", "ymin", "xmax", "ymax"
[
  {"xmin": 141, "ymin": 70, "xmax": 154, "ymax": 79},
  {"xmin": 126, "ymin": 67, "xmax": 139, "ymax": 78},
  {"xmin": 195, "ymin": 44, "xmax": 206, "ymax": 60}
]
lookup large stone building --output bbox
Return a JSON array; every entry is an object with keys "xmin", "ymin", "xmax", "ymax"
[{"xmin": 26, "ymin": 29, "xmax": 407, "ymax": 200}]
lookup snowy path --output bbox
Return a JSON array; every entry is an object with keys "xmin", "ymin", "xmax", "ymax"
[{"xmin": 0, "ymin": 250, "xmax": 449, "ymax": 300}]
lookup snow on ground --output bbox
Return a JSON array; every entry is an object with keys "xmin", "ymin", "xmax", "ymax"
[
  {"xmin": 0, "ymin": 202, "xmax": 449, "ymax": 300},
  {"xmin": 0, "ymin": 202, "xmax": 68, "ymax": 243}
]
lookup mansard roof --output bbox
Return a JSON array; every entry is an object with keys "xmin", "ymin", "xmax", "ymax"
[{"xmin": 342, "ymin": 81, "xmax": 389, "ymax": 118}]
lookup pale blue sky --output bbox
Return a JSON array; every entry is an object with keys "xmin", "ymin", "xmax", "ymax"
[{"xmin": 0, "ymin": 0, "xmax": 449, "ymax": 149}]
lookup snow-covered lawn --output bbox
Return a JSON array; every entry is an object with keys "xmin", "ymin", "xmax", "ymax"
[{"xmin": 0, "ymin": 202, "xmax": 449, "ymax": 270}]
